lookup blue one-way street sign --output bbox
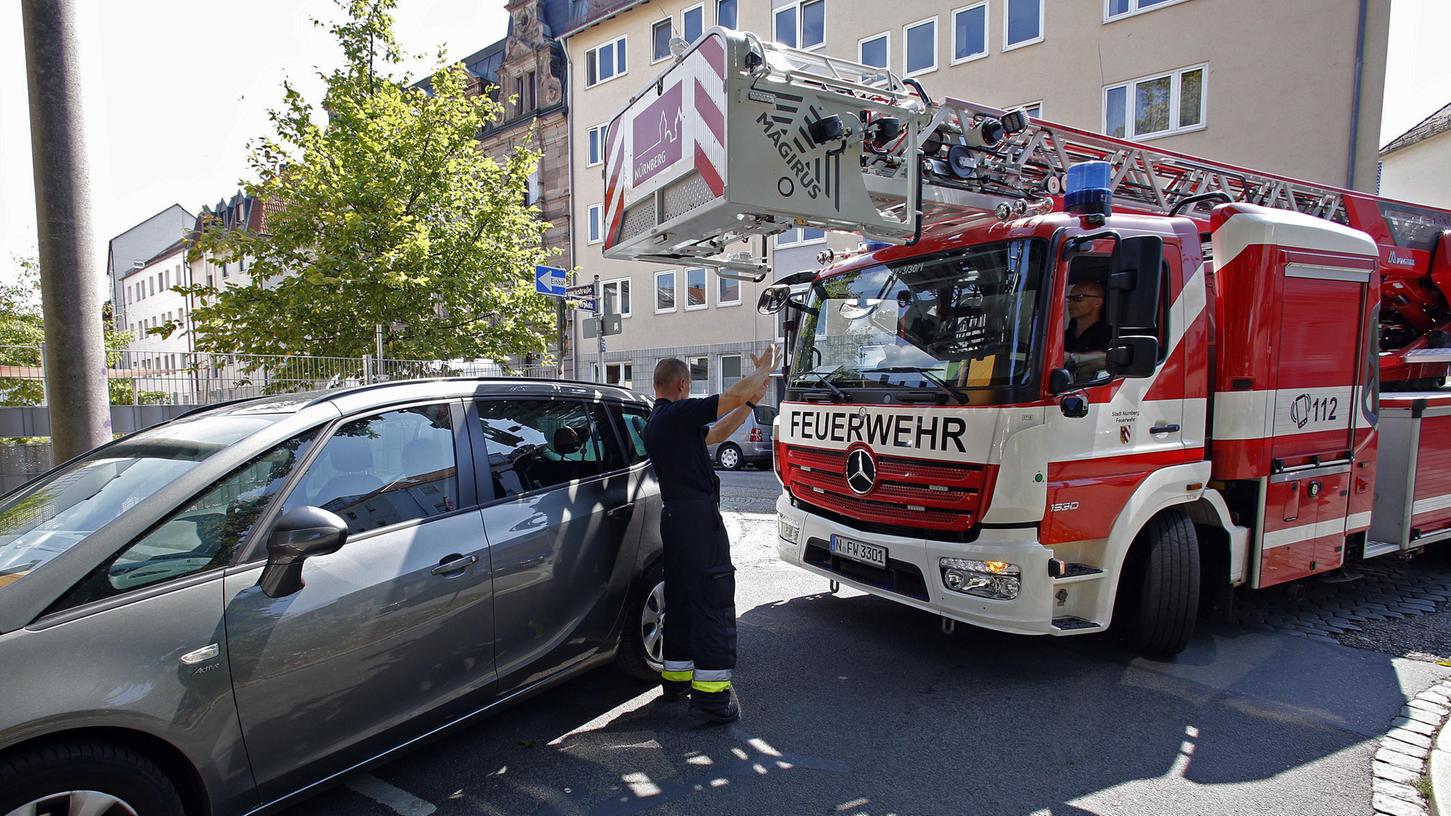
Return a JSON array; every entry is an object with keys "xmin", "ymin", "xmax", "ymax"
[{"xmin": 534, "ymin": 265, "xmax": 568, "ymax": 297}]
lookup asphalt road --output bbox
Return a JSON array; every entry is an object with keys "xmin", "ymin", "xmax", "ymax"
[{"xmin": 285, "ymin": 469, "xmax": 1451, "ymax": 816}]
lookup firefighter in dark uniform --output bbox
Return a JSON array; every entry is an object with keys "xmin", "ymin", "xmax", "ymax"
[
  {"xmin": 1064, "ymin": 280, "xmax": 1111, "ymax": 381},
  {"xmin": 643, "ymin": 347, "xmax": 777, "ymax": 724}
]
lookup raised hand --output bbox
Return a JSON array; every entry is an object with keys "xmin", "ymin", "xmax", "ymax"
[{"xmin": 750, "ymin": 343, "xmax": 778, "ymax": 373}]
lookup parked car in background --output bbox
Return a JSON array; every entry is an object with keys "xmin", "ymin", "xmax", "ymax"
[
  {"xmin": 708, "ymin": 402, "xmax": 777, "ymax": 470},
  {"xmin": 0, "ymin": 379, "xmax": 665, "ymax": 816}
]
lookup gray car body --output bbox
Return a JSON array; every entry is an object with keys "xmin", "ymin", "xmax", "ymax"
[
  {"xmin": 0, "ymin": 379, "xmax": 663, "ymax": 815},
  {"xmin": 706, "ymin": 404, "xmax": 776, "ymax": 468}
]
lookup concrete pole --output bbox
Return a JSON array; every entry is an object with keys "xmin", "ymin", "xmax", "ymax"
[{"xmin": 22, "ymin": 0, "xmax": 111, "ymax": 460}]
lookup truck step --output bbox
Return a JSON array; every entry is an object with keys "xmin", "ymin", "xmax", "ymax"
[
  {"xmin": 1362, "ymin": 540, "xmax": 1401, "ymax": 559},
  {"xmin": 1052, "ymin": 562, "xmax": 1105, "ymax": 584},
  {"xmin": 1051, "ymin": 616, "xmax": 1101, "ymax": 631}
]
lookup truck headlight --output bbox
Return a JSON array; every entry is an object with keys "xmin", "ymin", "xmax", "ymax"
[
  {"xmin": 778, "ymin": 514, "xmax": 800, "ymax": 544},
  {"xmin": 940, "ymin": 557, "xmax": 1020, "ymax": 600}
]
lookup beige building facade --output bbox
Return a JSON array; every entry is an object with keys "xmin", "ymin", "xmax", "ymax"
[
  {"xmin": 562, "ymin": 0, "xmax": 1391, "ymax": 388},
  {"xmin": 1379, "ymin": 101, "xmax": 1451, "ymax": 209}
]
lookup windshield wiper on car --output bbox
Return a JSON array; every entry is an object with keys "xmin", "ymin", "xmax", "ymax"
[
  {"xmin": 792, "ymin": 367, "xmax": 850, "ymax": 403},
  {"xmin": 864, "ymin": 366, "xmax": 968, "ymax": 404}
]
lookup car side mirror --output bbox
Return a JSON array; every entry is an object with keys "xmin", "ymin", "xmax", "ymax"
[
  {"xmin": 258, "ymin": 506, "xmax": 350, "ymax": 598},
  {"xmin": 1059, "ymin": 393, "xmax": 1089, "ymax": 418},
  {"xmin": 1048, "ymin": 367, "xmax": 1074, "ymax": 395},
  {"xmin": 1108, "ymin": 235, "xmax": 1163, "ymax": 331},
  {"xmin": 1107, "ymin": 335, "xmax": 1160, "ymax": 378}
]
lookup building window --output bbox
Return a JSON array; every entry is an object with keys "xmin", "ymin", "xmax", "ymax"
[
  {"xmin": 903, "ymin": 17, "xmax": 937, "ymax": 77},
  {"xmin": 655, "ymin": 270, "xmax": 677, "ymax": 312},
  {"xmin": 525, "ymin": 169, "xmax": 541, "ymax": 205},
  {"xmin": 587, "ymin": 203, "xmax": 603, "ymax": 244},
  {"xmin": 586, "ymin": 123, "xmax": 608, "ymax": 167},
  {"xmin": 1016, "ymin": 101, "xmax": 1043, "ymax": 119},
  {"xmin": 720, "ymin": 354, "xmax": 743, "ymax": 391},
  {"xmin": 1105, "ymin": 0, "xmax": 1185, "ymax": 21},
  {"xmin": 603, "ymin": 278, "xmax": 632, "ymax": 317},
  {"xmin": 605, "ymin": 362, "xmax": 633, "ymax": 388},
  {"xmin": 776, "ymin": 227, "xmax": 826, "ymax": 248},
  {"xmin": 858, "ymin": 33, "xmax": 888, "ymax": 69},
  {"xmin": 586, "ymin": 36, "xmax": 627, "ymax": 87},
  {"xmin": 952, "ymin": 3, "xmax": 988, "ymax": 64},
  {"xmin": 651, "ymin": 19, "xmax": 672, "ymax": 62},
  {"xmin": 718, "ymin": 275, "xmax": 740, "ymax": 306},
  {"xmin": 689, "ymin": 356, "xmax": 709, "ymax": 396},
  {"xmin": 1004, "ymin": 0, "xmax": 1043, "ymax": 50},
  {"xmin": 1103, "ymin": 64, "xmax": 1205, "ymax": 140},
  {"xmin": 717, "ymin": 0, "xmax": 737, "ymax": 28},
  {"xmin": 683, "ymin": 4, "xmax": 704, "ymax": 44},
  {"xmin": 773, "ymin": 0, "xmax": 824, "ymax": 50},
  {"xmin": 685, "ymin": 267, "xmax": 707, "ymax": 310}
]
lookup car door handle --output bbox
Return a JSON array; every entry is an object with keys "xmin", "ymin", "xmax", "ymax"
[
  {"xmin": 431, "ymin": 554, "xmax": 478, "ymax": 576},
  {"xmin": 607, "ymin": 503, "xmax": 635, "ymax": 521},
  {"xmin": 1150, "ymin": 424, "xmax": 1181, "ymax": 434}
]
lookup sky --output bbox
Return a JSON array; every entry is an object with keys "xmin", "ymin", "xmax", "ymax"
[{"xmin": 2, "ymin": 0, "xmax": 1450, "ymax": 287}]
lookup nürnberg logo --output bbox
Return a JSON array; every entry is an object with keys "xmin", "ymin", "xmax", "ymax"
[
  {"xmin": 845, "ymin": 448, "xmax": 877, "ymax": 495},
  {"xmin": 1119, "ymin": 425, "xmax": 1132, "ymax": 444}
]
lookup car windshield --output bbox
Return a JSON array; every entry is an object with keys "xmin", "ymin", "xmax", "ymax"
[
  {"xmin": 791, "ymin": 239, "xmax": 1048, "ymax": 396},
  {"xmin": 0, "ymin": 414, "xmax": 278, "ymax": 592}
]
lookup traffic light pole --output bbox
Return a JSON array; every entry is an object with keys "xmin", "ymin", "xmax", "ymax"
[{"xmin": 22, "ymin": 0, "xmax": 111, "ymax": 461}]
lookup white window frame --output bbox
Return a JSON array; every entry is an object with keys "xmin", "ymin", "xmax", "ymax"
[
  {"xmin": 587, "ymin": 203, "xmax": 603, "ymax": 244},
  {"xmin": 685, "ymin": 267, "xmax": 709, "ymax": 311},
  {"xmin": 857, "ymin": 32, "xmax": 889, "ymax": 70},
  {"xmin": 602, "ymin": 278, "xmax": 632, "ymax": 318},
  {"xmin": 950, "ymin": 2, "xmax": 989, "ymax": 65},
  {"xmin": 1003, "ymin": 0, "xmax": 1044, "ymax": 52},
  {"xmin": 719, "ymin": 353, "xmax": 744, "ymax": 391},
  {"xmin": 688, "ymin": 355, "xmax": 710, "ymax": 397},
  {"xmin": 650, "ymin": 18, "xmax": 672, "ymax": 64},
  {"xmin": 717, "ymin": 273, "xmax": 742, "ymax": 307},
  {"xmin": 1104, "ymin": 0, "xmax": 1193, "ymax": 23},
  {"xmin": 585, "ymin": 35, "xmax": 628, "ymax": 88},
  {"xmin": 586, "ymin": 123, "xmax": 608, "ymax": 167},
  {"xmin": 775, "ymin": 226, "xmax": 827, "ymax": 249},
  {"xmin": 655, "ymin": 269, "xmax": 678, "ymax": 313},
  {"xmin": 1102, "ymin": 63, "xmax": 1207, "ymax": 141},
  {"xmin": 604, "ymin": 361, "xmax": 633, "ymax": 389},
  {"xmin": 773, "ymin": 0, "xmax": 825, "ymax": 51},
  {"xmin": 716, "ymin": 0, "xmax": 737, "ymax": 28},
  {"xmin": 902, "ymin": 17, "xmax": 938, "ymax": 78},
  {"xmin": 681, "ymin": 4, "xmax": 705, "ymax": 45},
  {"xmin": 1013, "ymin": 99, "xmax": 1043, "ymax": 119}
]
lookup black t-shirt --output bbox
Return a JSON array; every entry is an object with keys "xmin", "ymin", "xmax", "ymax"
[
  {"xmin": 643, "ymin": 395, "xmax": 721, "ymax": 503},
  {"xmin": 1064, "ymin": 318, "xmax": 1112, "ymax": 353}
]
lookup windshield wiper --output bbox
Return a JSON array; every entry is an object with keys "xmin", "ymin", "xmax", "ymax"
[
  {"xmin": 866, "ymin": 366, "xmax": 968, "ymax": 404},
  {"xmin": 793, "ymin": 368, "xmax": 850, "ymax": 403}
]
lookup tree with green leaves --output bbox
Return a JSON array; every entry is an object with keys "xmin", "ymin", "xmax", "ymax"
[{"xmin": 181, "ymin": 0, "xmax": 555, "ymax": 368}]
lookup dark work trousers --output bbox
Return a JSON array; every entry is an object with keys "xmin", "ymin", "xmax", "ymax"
[{"xmin": 660, "ymin": 497, "xmax": 737, "ymax": 691}]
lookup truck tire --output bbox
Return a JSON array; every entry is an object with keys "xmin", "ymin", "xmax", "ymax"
[
  {"xmin": 616, "ymin": 561, "xmax": 666, "ymax": 682},
  {"xmin": 0, "ymin": 739, "xmax": 185, "ymax": 816},
  {"xmin": 1118, "ymin": 509, "xmax": 1201, "ymax": 657}
]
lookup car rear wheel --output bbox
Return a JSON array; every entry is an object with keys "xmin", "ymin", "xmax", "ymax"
[
  {"xmin": 0, "ymin": 740, "xmax": 184, "ymax": 816},
  {"xmin": 716, "ymin": 444, "xmax": 743, "ymax": 471},
  {"xmin": 616, "ymin": 561, "xmax": 665, "ymax": 681}
]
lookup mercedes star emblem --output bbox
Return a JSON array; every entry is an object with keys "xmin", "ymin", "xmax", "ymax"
[{"xmin": 846, "ymin": 448, "xmax": 877, "ymax": 495}]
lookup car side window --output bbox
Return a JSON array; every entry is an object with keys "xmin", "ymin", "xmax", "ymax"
[
  {"xmin": 52, "ymin": 430, "xmax": 320, "ymax": 611},
  {"xmin": 610, "ymin": 402, "xmax": 651, "ymax": 465},
  {"xmin": 477, "ymin": 399, "xmax": 608, "ymax": 499},
  {"xmin": 283, "ymin": 404, "xmax": 458, "ymax": 535}
]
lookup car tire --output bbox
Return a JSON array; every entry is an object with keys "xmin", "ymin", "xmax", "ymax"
[
  {"xmin": 1116, "ymin": 509, "xmax": 1201, "ymax": 657},
  {"xmin": 616, "ymin": 561, "xmax": 666, "ymax": 682},
  {"xmin": 716, "ymin": 444, "xmax": 743, "ymax": 471},
  {"xmin": 0, "ymin": 740, "xmax": 185, "ymax": 816}
]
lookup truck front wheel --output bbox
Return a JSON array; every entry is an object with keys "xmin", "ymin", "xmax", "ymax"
[{"xmin": 1116, "ymin": 509, "xmax": 1201, "ymax": 657}]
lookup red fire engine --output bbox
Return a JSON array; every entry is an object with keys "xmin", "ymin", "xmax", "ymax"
[{"xmin": 602, "ymin": 29, "xmax": 1451, "ymax": 654}]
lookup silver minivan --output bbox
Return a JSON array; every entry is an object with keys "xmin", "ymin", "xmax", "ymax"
[
  {"xmin": 707, "ymin": 403, "xmax": 777, "ymax": 470},
  {"xmin": 0, "ymin": 379, "xmax": 665, "ymax": 816}
]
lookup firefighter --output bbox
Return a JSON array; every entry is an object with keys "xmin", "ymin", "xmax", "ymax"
[
  {"xmin": 1064, "ymin": 281, "xmax": 1110, "ymax": 379},
  {"xmin": 643, "ymin": 346, "xmax": 778, "ymax": 724}
]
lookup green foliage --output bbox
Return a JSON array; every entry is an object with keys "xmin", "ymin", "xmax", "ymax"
[{"xmin": 182, "ymin": 0, "xmax": 555, "ymax": 364}]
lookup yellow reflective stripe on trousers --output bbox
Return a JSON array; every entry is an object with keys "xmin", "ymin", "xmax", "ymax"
[
  {"xmin": 691, "ymin": 680, "xmax": 731, "ymax": 693},
  {"xmin": 661, "ymin": 669, "xmax": 693, "ymax": 682}
]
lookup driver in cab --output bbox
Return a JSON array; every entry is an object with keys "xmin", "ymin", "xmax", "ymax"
[{"xmin": 1064, "ymin": 281, "xmax": 1110, "ymax": 381}]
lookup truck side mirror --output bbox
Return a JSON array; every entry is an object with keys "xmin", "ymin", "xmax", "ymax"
[
  {"xmin": 1108, "ymin": 235, "xmax": 1163, "ymax": 331},
  {"xmin": 1107, "ymin": 335, "xmax": 1160, "ymax": 378},
  {"xmin": 258, "ymin": 506, "xmax": 350, "ymax": 598},
  {"xmin": 758, "ymin": 284, "xmax": 792, "ymax": 314},
  {"xmin": 1048, "ymin": 367, "xmax": 1074, "ymax": 395}
]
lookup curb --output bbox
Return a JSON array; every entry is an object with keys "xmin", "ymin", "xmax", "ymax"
[{"xmin": 1373, "ymin": 679, "xmax": 1451, "ymax": 816}]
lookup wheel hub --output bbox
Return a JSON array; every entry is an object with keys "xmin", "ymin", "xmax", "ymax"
[
  {"xmin": 640, "ymin": 580, "xmax": 665, "ymax": 666},
  {"xmin": 7, "ymin": 790, "xmax": 139, "ymax": 816}
]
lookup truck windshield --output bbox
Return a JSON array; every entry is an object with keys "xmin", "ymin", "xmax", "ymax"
[{"xmin": 791, "ymin": 238, "xmax": 1048, "ymax": 396}]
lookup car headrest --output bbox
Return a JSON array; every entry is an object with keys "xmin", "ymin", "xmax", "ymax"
[
  {"xmin": 552, "ymin": 425, "xmax": 586, "ymax": 455},
  {"xmin": 325, "ymin": 436, "xmax": 374, "ymax": 472}
]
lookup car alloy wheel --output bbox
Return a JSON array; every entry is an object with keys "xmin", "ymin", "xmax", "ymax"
[
  {"xmin": 6, "ymin": 790, "xmax": 139, "ymax": 816},
  {"xmin": 640, "ymin": 579, "xmax": 665, "ymax": 668}
]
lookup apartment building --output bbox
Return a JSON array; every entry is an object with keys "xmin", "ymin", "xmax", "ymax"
[
  {"xmin": 1380, "ymin": 100, "xmax": 1451, "ymax": 209},
  {"xmin": 560, "ymin": 0, "xmax": 1390, "ymax": 390},
  {"xmin": 107, "ymin": 204, "xmax": 194, "ymax": 333}
]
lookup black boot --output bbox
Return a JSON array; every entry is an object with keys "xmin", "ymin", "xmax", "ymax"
[
  {"xmin": 660, "ymin": 679, "xmax": 691, "ymax": 702},
  {"xmin": 688, "ymin": 687, "xmax": 741, "ymax": 724}
]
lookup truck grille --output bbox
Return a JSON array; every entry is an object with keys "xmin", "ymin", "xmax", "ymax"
[{"xmin": 783, "ymin": 446, "xmax": 992, "ymax": 533}]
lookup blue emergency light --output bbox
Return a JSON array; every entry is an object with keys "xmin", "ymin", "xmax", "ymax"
[
  {"xmin": 862, "ymin": 239, "xmax": 893, "ymax": 251},
  {"xmin": 1065, "ymin": 161, "xmax": 1113, "ymax": 217}
]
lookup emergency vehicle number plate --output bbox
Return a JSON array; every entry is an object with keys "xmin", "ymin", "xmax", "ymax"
[{"xmin": 830, "ymin": 535, "xmax": 887, "ymax": 569}]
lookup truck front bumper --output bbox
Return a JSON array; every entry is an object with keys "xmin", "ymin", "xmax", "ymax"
[{"xmin": 775, "ymin": 495, "xmax": 1064, "ymax": 636}]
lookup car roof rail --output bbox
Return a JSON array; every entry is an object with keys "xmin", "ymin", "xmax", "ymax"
[{"xmin": 299, "ymin": 376, "xmax": 642, "ymax": 410}]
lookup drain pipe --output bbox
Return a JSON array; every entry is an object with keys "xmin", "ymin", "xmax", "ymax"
[{"xmin": 1345, "ymin": 0, "xmax": 1369, "ymax": 190}]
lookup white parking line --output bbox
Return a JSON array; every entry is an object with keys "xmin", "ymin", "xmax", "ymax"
[{"xmin": 345, "ymin": 773, "xmax": 437, "ymax": 816}]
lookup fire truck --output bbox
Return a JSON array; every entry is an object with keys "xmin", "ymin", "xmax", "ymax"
[{"xmin": 600, "ymin": 29, "xmax": 1451, "ymax": 654}]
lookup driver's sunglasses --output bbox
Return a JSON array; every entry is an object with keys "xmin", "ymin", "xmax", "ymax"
[{"xmin": 1065, "ymin": 293, "xmax": 1103, "ymax": 303}]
